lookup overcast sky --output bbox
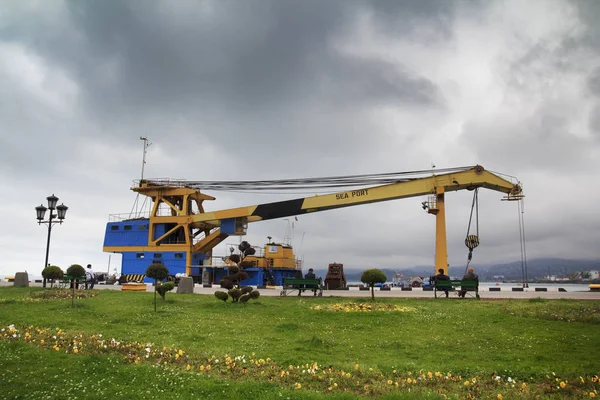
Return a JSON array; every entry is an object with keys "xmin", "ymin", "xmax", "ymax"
[{"xmin": 1, "ymin": 0, "xmax": 599, "ymax": 278}]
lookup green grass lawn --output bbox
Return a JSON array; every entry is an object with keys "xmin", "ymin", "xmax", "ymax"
[{"xmin": 0, "ymin": 287, "xmax": 598, "ymax": 399}]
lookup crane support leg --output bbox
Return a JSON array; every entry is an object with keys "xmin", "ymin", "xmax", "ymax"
[{"xmin": 434, "ymin": 188, "xmax": 448, "ymax": 275}]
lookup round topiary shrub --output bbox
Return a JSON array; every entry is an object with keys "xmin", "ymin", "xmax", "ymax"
[
  {"xmin": 228, "ymin": 288, "xmax": 242, "ymax": 302},
  {"xmin": 241, "ymin": 286, "xmax": 253, "ymax": 294},
  {"xmin": 228, "ymin": 254, "xmax": 241, "ymax": 264},
  {"xmin": 42, "ymin": 266, "xmax": 64, "ymax": 287},
  {"xmin": 228, "ymin": 265, "xmax": 240, "ymax": 274},
  {"xmin": 249, "ymin": 290, "xmax": 260, "ymax": 299},
  {"xmin": 220, "ymin": 279, "xmax": 234, "ymax": 290},
  {"xmin": 360, "ymin": 268, "xmax": 387, "ymax": 301},
  {"xmin": 146, "ymin": 262, "xmax": 169, "ymax": 281},
  {"xmin": 66, "ymin": 264, "xmax": 85, "ymax": 278},
  {"xmin": 239, "ymin": 294, "xmax": 251, "ymax": 303},
  {"xmin": 214, "ymin": 291, "xmax": 229, "ymax": 302}
]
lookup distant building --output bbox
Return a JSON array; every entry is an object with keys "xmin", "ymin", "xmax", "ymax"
[{"xmin": 590, "ymin": 270, "xmax": 600, "ymax": 280}]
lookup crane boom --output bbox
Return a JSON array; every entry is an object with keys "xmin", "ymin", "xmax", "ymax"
[{"xmin": 190, "ymin": 166, "xmax": 521, "ymax": 226}]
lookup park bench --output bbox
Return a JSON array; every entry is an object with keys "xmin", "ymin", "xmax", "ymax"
[
  {"xmin": 280, "ymin": 278, "xmax": 323, "ymax": 297},
  {"xmin": 434, "ymin": 280, "xmax": 479, "ymax": 299},
  {"xmin": 56, "ymin": 276, "xmax": 88, "ymax": 289}
]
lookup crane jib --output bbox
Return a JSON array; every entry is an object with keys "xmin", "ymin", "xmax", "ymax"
[{"xmin": 335, "ymin": 189, "xmax": 369, "ymax": 200}]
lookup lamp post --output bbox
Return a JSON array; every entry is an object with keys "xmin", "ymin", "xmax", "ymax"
[{"xmin": 36, "ymin": 194, "xmax": 68, "ymax": 288}]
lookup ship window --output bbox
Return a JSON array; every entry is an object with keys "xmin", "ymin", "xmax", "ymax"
[
  {"xmin": 111, "ymin": 226, "xmax": 119, "ymax": 230},
  {"xmin": 175, "ymin": 253, "xmax": 183, "ymax": 259},
  {"xmin": 153, "ymin": 253, "xmax": 162, "ymax": 258},
  {"xmin": 136, "ymin": 253, "xmax": 144, "ymax": 259},
  {"xmin": 124, "ymin": 225, "xmax": 132, "ymax": 231},
  {"xmin": 138, "ymin": 224, "xmax": 148, "ymax": 230}
]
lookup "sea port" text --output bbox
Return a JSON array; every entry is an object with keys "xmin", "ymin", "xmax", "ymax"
[{"xmin": 335, "ymin": 189, "xmax": 369, "ymax": 200}]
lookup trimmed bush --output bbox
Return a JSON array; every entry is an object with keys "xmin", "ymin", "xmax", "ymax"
[
  {"xmin": 220, "ymin": 280, "xmax": 234, "ymax": 290},
  {"xmin": 42, "ymin": 266, "xmax": 64, "ymax": 288},
  {"xmin": 361, "ymin": 268, "xmax": 387, "ymax": 301},
  {"xmin": 228, "ymin": 288, "xmax": 242, "ymax": 302},
  {"xmin": 214, "ymin": 291, "xmax": 229, "ymax": 302},
  {"xmin": 241, "ymin": 286, "xmax": 253, "ymax": 294},
  {"xmin": 146, "ymin": 263, "xmax": 169, "ymax": 281},
  {"xmin": 228, "ymin": 265, "xmax": 240, "ymax": 274},
  {"xmin": 146, "ymin": 262, "xmax": 169, "ymax": 312},
  {"xmin": 228, "ymin": 254, "xmax": 241, "ymax": 264},
  {"xmin": 239, "ymin": 294, "xmax": 251, "ymax": 303},
  {"xmin": 156, "ymin": 281, "xmax": 175, "ymax": 300},
  {"xmin": 249, "ymin": 290, "xmax": 260, "ymax": 299},
  {"xmin": 66, "ymin": 264, "xmax": 85, "ymax": 278}
]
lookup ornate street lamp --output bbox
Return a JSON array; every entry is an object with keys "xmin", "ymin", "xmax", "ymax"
[{"xmin": 36, "ymin": 194, "xmax": 68, "ymax": 288}]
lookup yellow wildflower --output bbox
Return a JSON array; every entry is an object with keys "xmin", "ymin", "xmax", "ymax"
[
  {"xmin": 295, "ymin": 383, "xmax": 301, "ymax": 389},
  {"xmin": 497, "ymin": 394, "xmax": 503, "ymax": 400},
  {"xmin": 73, "ymin": 348, "xmax": 79, "ymax": 354},
  {"xmin": 407, "ymin": 378, "xmax": 412, "ymax": 384},
  {"xmin": 464, "ymin": 381, "xmax": 469, "ymax": 386},
  {"xmin": 355, "ymin": 364, "xmax": 360, "ymax": 370},
  {"xmin": 522, "ymin": 382, "xmax": 527, "ymax": 389},
  {"xmin": 199, "ymin": 365, "xmax": 205, "ymax": 371},
  {"xmin": 428, "ymin": 371, "xmax": 433, "ymax": 378},
  {"xmin": 206, "ymin": 365, "xmax": 211, "ymax": 371},
  {"xmin": 333, "ymin": 383, "xmax": 338, "ymax": 387},
  {"xmin": 560, "ymin": 381, "xmax": 566, "ymax": 388},
  {"xmin": 387, "ymin": 380, "xmax": 393, "ymax": 385},
  {"xmin": 589, "ymin": 392, "xmax": 595, "ymax": 398},
  {"xmin": 186, "ymin": 364, "xmax": 191, "ymax": 371}
]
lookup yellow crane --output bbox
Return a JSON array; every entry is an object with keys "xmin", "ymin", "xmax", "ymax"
[{"xmin": 103, "ymin": 165, "xmax": 522, "ymax": 277}]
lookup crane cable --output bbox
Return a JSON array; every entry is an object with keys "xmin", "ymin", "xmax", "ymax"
[{"xmin": 464, "ymin": 188, "xmax": 480, "ymax": 275}]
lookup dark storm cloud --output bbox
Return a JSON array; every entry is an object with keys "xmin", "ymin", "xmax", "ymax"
[{"xmin": 2, "ymin": 1, "xmax": 449, "ymax": 127}]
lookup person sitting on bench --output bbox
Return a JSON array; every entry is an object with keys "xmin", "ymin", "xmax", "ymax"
[
  {"xmin": 434, "ymin": 268, "xmax": 450, "ymax": 298},
  {"xmin": 303, "ymin": 268, "xmax": 318, "ymax": 296},
  {"xmin": 459, "ymin": 267, "xmax": 478, "ymax": 298}
]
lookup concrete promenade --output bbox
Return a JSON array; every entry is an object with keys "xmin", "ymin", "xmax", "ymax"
[{"xmin": 3, "ymin": 281, "xmax": 599, "ymax": 300}]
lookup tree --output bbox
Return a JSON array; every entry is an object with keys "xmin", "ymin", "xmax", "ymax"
[
  {"xmin": 42, "ymin": 265, "xmax": 64, "ymax": 288},
  {"xmin": 146, "ymin": 262, "xmax": 170, "ymax": 312},
  {"xmin": 214, "ymin": 242, "xmax": 261, "ymax": 303},
  {"xmin": 66, "ymin": 264, "xmax": 85, "ymax": 289},
  {"xmin": 361, "ymin": 269, "xmax": 387, "ymax": 301}
]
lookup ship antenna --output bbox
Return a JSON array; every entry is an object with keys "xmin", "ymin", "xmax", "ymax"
[
  {"xmin": 140, "ymin": 136, "xmax": 152, "ymax": 182},
  {"xmin": 130, "ymin": 137, "xmax": 153, "ymax": 218}
]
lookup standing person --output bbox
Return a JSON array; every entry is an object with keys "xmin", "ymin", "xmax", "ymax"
[
  {"xmin": 434, "ymin": 268, "xmax": 451, "ymax": 298},
  {"xmin": 86, "ymin": 264, "xmax": 95, "ymax": 290},
  {"xmin": 459, "ymin": 267, "xmax": 478, "ymax": 298}
]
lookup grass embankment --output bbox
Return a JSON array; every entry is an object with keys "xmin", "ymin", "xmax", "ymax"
[{"xmin": 0, "ymin": 287, "xmax": 598, "ymax": 399}]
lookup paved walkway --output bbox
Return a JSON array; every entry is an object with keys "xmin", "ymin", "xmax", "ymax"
[{"xmin": 4, "ymin": 281, "xmax": 598, "ymax": 300}]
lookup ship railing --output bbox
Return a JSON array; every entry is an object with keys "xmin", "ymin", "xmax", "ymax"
[
  {"xmin": 108, "ymin": 212, "xmax": 150, "ymax": 222},
  {"xmin": 133, "ymin": 178, "xmax": 189, "ymax": 188}
]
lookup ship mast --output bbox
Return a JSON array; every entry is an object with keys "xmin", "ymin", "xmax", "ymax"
[{"xmin": 130, "ymin": 137, "xmax": 152, "ymax": 218}]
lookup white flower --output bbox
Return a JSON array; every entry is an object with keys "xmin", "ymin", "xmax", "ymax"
[{"xmin": 495, "ymin": 376, "xmax": 502, "ymax": 381}]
